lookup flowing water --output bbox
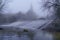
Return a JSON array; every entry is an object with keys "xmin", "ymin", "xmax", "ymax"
[{"xmin": 0, "ymin": 30, "xmax": 54, "ymax": 40}]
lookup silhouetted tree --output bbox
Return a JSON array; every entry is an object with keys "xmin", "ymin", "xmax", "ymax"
[
  {"xmin": 44, "ymin": 0, "xmax": 60, "ymax": 18},
  {"xmin": 43, "ymin": 0, "xmax": 60, "ymax": 31},
  {"xmin": 0, "ymin": 0, "xmax": 8, "ymax": 24}
]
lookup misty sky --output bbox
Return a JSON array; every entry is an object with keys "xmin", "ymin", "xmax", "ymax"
[{"xmin": 3, "ymin": 0, "xmax": 54, "ymax": 18}]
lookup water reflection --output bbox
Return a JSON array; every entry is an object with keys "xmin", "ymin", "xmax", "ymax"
[{"xmin": 0, "ymin": 30, "xmax": 54, "ymax": 40}]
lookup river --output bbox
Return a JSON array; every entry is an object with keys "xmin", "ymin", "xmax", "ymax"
[
  {"xmin": 0, "ymin": 20, "xmax": 56, "ymax": 40},
  {"xmin": 0, "ymin": 30, "xmax": 54, "ymax": 40}
]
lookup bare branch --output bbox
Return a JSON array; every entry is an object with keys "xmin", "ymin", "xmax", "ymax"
[{"xmin": 0, "ymin": 0, "xmax": 6, "ymax": 12}]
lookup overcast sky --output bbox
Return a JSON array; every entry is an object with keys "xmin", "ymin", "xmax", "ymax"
[{"xmin": 3, "ymin": 0, "xmax": 54, "ymax": 18}]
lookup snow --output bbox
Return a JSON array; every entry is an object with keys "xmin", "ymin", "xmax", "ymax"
[{"xmin": 0, "ymin": 20, "xmax": 53, "ymax": 30}]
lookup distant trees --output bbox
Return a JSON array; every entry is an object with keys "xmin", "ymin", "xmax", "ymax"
[
  {"xmin": 0, "ymin": 0, "xmax": 37, "ymax": 25},
  {"xmin": 5, "ymin": 14, "xmax": 17, "ymax": 23},
  {"xmin": 14, "ymin": 11, "xmax": 37, "ymax": 21},
  {"xmin": 26, "ymin": 10, "xmax": 37, "ymax": 20},
  {"xmin": 13, "ymin": 5, "xmax": 37, "ymax": 21},
  {"xmin": 0, "ymin": 0, "xmax": 16, "ymax": 24},
  {"xmin": 15, "ymin": 12, "xmax": 26, "ymax": 20}
]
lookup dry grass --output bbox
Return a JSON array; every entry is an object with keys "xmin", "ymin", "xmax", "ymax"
[{"xmin": 54, "ymin": 32, "xmax": 60, "ymax": 40}]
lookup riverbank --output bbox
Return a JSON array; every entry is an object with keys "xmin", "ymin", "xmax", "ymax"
[{"xmin": 54, "ymin": 32, "xmax": 60, "ymax": 40}]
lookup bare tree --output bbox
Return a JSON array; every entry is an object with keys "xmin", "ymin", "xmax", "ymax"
[
  {"xmin": 0, "ymin": 0, "xmax": 7, "ymax": 24},
  {"xmin": 43, "ymin": 0, "xmax": 60, "ymax": 31},
  {"xmin": 44, "ymin": 0, "xmax": 60, "ymax": 18},
  {"xmin": 0, "ymin": 0, "xmax": 6, "ymax": 12}
]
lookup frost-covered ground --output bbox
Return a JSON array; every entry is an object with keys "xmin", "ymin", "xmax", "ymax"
[{"xmin": 0, "ymin": 20, "xmax": 53, "ymax": 30}]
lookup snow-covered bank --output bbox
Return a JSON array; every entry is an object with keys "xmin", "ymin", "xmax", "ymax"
[{"xmin": 0, "ymin": 20, "xmax": 52, "ymax": 31}]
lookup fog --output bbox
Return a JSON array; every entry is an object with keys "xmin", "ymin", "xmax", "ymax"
[
  {"xmin": 3, "ymin": 0, "xmax": 54, "ymax": 18},
  {"xmin": 0, "ymin": 0, "xmax": 56, "ymax": 40}
]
